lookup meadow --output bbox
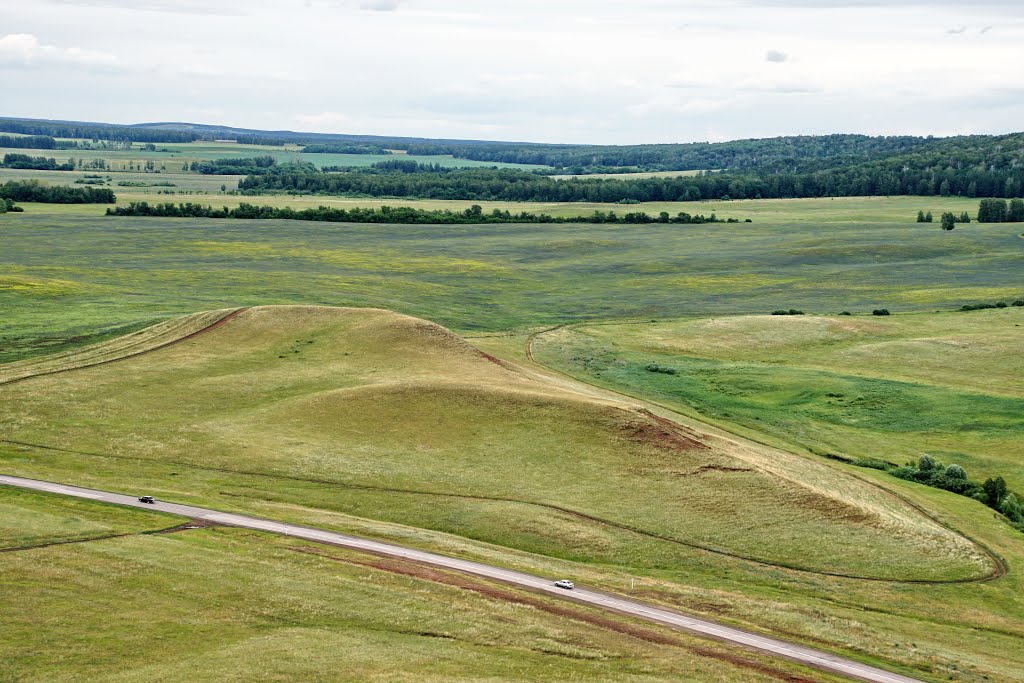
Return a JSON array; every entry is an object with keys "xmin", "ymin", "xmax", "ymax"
[
  {"xmin": 4, "ymin": 180, "xmax": 1024, "ymax": 682},
  {"xmin": 1, "ymin": 197, "xmax": 1020, "ymax": 361},
  {"xmin": 531, "ymin": 309, "xmax": 1024, "ymax": 492}
]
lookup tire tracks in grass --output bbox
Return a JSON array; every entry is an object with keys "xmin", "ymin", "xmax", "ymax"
[
  {"xmin": 523, "ymin": 321, "xmax": 1009, "ymax": 584},
  {"xmin": 0, "ymin": 307, "xmax": 249, "ymax": 388},
  {"xmin": 0, "ymin": 521, "xmax": 205, "ymax": 554}
]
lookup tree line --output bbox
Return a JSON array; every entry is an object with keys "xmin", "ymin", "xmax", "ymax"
[
  {"xmin": 0, "ymin": 181, "xmax": 116, "ymax": 204},
  {"xmin": 0, "ymin": 135, "xmax": 58, "ymax": 150},
  {"xmin": 106, "ymin": 201, "xmax": 742, "ymax": 225},
  {"xmin": 977, "ymin": 198, "xmax": 1024, "ymax": 222},
  {"xmin": 404, "ymin": 134, "xmax": 938, "ymax": 173},
  {"xmin": 0, "ymin": 198, "xmax": 22, "ymax": 213},
  {"xmin": 2, "ymin": 154, "xmax": 75, "ymax": 171},
  {"xmin": 238, "ymin": 163, "xmax": 1024, "ymax": 203}
]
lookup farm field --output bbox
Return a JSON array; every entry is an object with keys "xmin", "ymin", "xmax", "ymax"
[{"xmin": 4, "ymin": 306, "xmax": 1024, "ymax": 682}]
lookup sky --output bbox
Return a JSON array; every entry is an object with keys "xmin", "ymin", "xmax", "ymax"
[{"xmin": 1, "ymin": 0, "xmax": 1022, "ymax": 144}]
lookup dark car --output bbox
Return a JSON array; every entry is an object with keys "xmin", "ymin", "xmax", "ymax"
[{"xmin": 138, "ymin": 495, "xmax": 156, "ymax": 504}]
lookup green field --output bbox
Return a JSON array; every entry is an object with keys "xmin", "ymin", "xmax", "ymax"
[
  {"xmin": 2, "ymin": 198, "xmax": 1021, "ymax": 361},
  {"xmin": 551, "ymin": 170, "xmax": 709, "ymax": 180},
  {"xmin": 0, "ymin": 140, "xmax": 548, "ymax": 172}
]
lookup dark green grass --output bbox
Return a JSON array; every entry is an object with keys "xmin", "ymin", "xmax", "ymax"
[{"xmin": 3, "ymin": 209, "xmax": 1023, "ymax": 359}]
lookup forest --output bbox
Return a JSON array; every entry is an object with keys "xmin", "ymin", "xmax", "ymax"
[
  {"xmin": 189, "ymin": 156, "xmax": 278, "ymax": 175},
  {"xmin": 1, "ymin": 154, "xmax": 75, "ymax": 171},
  {"xmin": 0, "ymin": 180, "xmax": 116, "ymax": 203},
  {"xmin": 0, "ymin": 135, "xmax": 59, "ymax": 150},
  {"xmin": 238, "ymin": 159, "xmax": 1024, "ymax": 202},
  {"xmin": 0, "ymin": 118, "xmax": 200, "ymax": 143}
]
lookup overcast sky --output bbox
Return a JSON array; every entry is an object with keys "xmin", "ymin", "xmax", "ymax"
[{"xmin": 2, "ymin": 0, "xmax": 1022, "ymax": 144}]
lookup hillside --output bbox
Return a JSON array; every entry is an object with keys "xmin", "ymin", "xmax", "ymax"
[{"xmin": 0, "ymin": 305, "xmax": 993, "ymax": 581}]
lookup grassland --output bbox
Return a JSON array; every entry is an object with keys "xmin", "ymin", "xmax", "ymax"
[
  {"xmin": 3, "ymin": 306, "xmax": 1024, "ymax": 682},
  {"xmin": 4, "ymin": 172, "xmax": 1024, "ymax": 683},
  {"xmin": 3, "ymin": 198, "xmax": 1021, "ymax": 362},
  {"xmin": 4, "ymin": 489, "xmax": 842, "ymax": 683}
]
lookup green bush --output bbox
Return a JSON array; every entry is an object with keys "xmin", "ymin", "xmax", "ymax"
[
  {"xmin": 872, "ymin": 309, "xmax": 891, "ymax": 316},
  {"xmin": 644, "ymin": 362, "xmax": 677, "ymax": 375}
]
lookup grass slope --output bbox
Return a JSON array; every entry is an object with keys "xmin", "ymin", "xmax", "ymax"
[{"xmin": 0, "ymin": 306, "xmax": 990, "ymax": 582}]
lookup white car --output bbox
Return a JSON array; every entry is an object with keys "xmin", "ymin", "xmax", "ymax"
[{"xmin": 554, "ymin": 579, "xmax": 575, "ymax": 590}]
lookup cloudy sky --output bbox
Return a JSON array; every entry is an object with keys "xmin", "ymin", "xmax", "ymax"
[{"xmin": 2, "ymin": 0, "xmax": 1022, "ymax": 144}]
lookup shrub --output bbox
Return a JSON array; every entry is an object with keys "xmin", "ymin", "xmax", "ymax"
[
  {"xmin": 839, "ymin": 311, "xmax": 851, "ymax": 316},
  {"xmin": 946, "ymin": 464, "xmax": 966, "ymax": 479},
  {"xmin": 644, "ymin": 362, "xmax": 677, "ymax": 375},
  {"xmin": 872, "ymin": 309, "xmax": 890, "ymax": 316}
]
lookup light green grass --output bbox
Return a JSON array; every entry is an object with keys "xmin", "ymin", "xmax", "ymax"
[
  {"xmin": 551, "ymin": 170, "xmax": 710, "ymax": 180},
  {"xmin": 4, "ymin": 310, "xmax": 1024, "ymax": 682},
  {"xmin": 0, "ymin": 487, "xmax": 175, "ymax": 549}
]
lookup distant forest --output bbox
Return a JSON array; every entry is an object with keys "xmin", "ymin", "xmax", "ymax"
[
  {"xmin": 240, "ymin": 157, "xmax": 1024, "ymax": 202},
  {"xmin": 4, "ymin": 116, "xmax": 1024, "ymax": 200}
]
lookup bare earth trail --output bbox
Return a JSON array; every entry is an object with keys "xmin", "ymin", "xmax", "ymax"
[{"xmin": 0, "ymin": 473, "xmax": 925, "ymax": 683}]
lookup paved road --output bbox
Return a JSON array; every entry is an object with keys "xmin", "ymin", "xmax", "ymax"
[{"xmin": 1, "ymin": 474, "xmax": 926, "ymax": 683}]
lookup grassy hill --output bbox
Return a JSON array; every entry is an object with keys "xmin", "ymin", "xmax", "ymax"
[{"xmin": 0, "ymin": 306, "xmax": 993, "ymax": 582}]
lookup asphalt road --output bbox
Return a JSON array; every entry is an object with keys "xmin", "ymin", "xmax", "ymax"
[{"xmin": 1, "ymin": 473, "xmax": 926, "ymax": 683}]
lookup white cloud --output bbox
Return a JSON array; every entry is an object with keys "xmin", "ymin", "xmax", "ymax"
[
  {"xmin": 765, "ymin": 49, "xmax": 789, "ymax": 63},
  {"xmin": 359, "ymin": 0, "xmax": 401, "ymax": 10},
  {"xmin": 0, "ymin": 33, "xmax": 119, "ymax": 69}
]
